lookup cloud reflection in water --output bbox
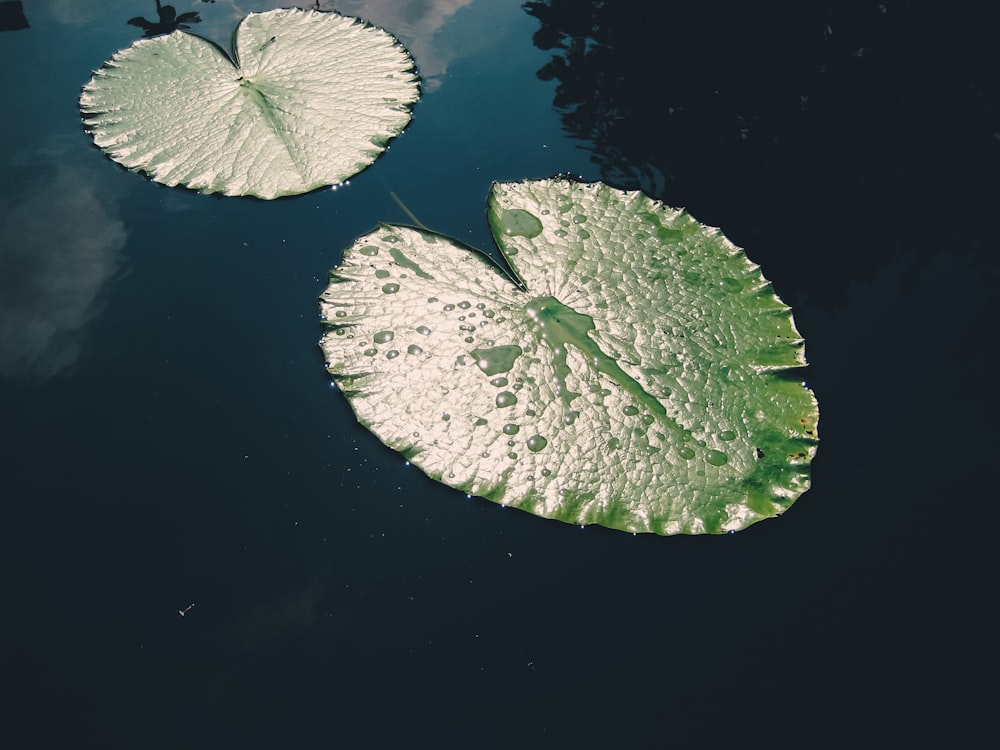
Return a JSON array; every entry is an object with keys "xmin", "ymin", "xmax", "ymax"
[{"xmin": 0, "ymin": 166, "xmax": 127, "ymax": 381}]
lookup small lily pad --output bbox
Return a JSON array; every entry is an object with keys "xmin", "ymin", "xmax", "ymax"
[{"xmin": 80, "ymin": 8, "xmax": 420, "ymax": 198}]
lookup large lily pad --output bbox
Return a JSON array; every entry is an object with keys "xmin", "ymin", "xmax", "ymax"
[
  {"xmin": 79, "ymin": 8, "xmax": 419, "ymax": 199},
  {"xmin": 319, "ymin": 178, "xmax": 818, "ymax": 535}
]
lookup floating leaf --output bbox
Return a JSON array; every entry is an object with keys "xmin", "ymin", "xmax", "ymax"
[
  {"xmin": 80, "ymin": 8, "xmax": 419, "ymax": 199},
  {"xmin": 319, "ymin": 178, "xmax": 818, "ymax": 535}
]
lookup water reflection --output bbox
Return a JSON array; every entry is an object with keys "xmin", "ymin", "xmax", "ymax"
[
  {"xmin": 0, "ymin": 1, "xmax": 28, "ymax": 31},
  {"xmin": 522, "ymin": 0, "xmax": 841, "ymax": 200},
  {"xmin": 43, "ymin": 0, "xmax": 106, "ymax": 25},
  {"xmin": 127, "ymin": 0, "xmax": 202, "ymax": 37},
  {"xmin": 0, "ymin": 166, "xmax": 127, "ymax": 381}
]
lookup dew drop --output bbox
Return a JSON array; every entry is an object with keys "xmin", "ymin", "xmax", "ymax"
[
  {"xmin": 358, "ymin": 245, "xmax": 379, "ymax": 256},
  {"xmin": 441, "ymin": 412, "xmax": 451, "ymax": 421},
  {"xmin": 471, "ymin": 345, "xmax": 523, "ymax": 376},
  {"xmin": 386, "ymin": 350, "xmax": 399, "ymax": 359},
  {"xmin": 489, "ymin": 376, "xmax": 509, "ymax": 388},
  {"xmin": 363, "ymin": 348, "xmax": 377, "ymax": 357},
  {"xmin": 416, "ymin": 326, "xmax": 431, "ymax": 336},
  {"xmin": 678, "ymin": 446, "xmax": 696, "ymax": 460},
  {"xmin": 706, "ymin": 450, "xmax": 729, "ymax": 466},
  {"xmin": 373, "ymin": 330, "xmax": 394, "ymax": 344},
  {"xmin": 407, "ymin": 344, "xmax": 423, "ymax": 356},
  {"xmin": 375, "ymin": 269, "xmax": 391, "ymax": 279},
  {"xmin": 381, "ymin": 283, "xmax": 400, "ymax": 294},
  {"xmin": 495, "ymin": 391, "xmax": 518, "ymax": 408},
  {"xmin": 719, "ymin": 430, "xmax": 737, "ymax": 441},
  {"xmin": 474, "ymin": 417, "xmax": 488, "ymax": 427},
  {"xmin": 334, "ymin": 310, "xmax": 347, "ymax": 318},
  {"xmin": 502, "ymin": 424, "xmax": 520, "ymax": 435},
  {"xmin": 500, "ymin": 208, "xmax": 543, "ymax": 238},
  {"xmin": 623, "ymin": 405, "xmax": 639, "ymax": 416},
  {"xmin": 526, "ymin": 435, "xmax": 548, "ymax": 452}
]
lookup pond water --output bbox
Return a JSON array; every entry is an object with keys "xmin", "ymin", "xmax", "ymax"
[{"xmin": 1, "ymin": 1, "xmax": 995, "ymax": 747}]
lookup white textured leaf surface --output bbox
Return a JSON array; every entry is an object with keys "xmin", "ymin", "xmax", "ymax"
[
  {"xmin": 80, "ymin": 9, "xmax": 419, "ymax": 198},
  {"xmin": 319, "ymin": 179, "xmax": 818, "ymax": 535}
]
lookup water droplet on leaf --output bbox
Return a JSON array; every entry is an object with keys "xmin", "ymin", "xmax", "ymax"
[
  {"xmin": 495, "ymin": 391, "xmax": 518, "ymax": 408},
  {"xmin": 526, "ymin": 435, "xmax": 548, "ymax": 452},
  {"xmin": 500, "ymin": 208, "xmax": 543, "ymax": 238},
  {"xmin": 706, "ymin": 450, "xmax": 729, "ymax": 466}
]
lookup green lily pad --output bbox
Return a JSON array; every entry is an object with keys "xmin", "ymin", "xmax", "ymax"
[
  {"xmin": 79, "ymin": 8, "xmax": 419, "ymax": 199},
  {"xmin": 319, "ymin": 178, "xmax": 818, "ymax": 535}
]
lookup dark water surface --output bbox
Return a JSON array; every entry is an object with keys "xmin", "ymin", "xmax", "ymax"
[{"xmin": 2, "ymin": 1, "xmax": 995, "ymax": 747}]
